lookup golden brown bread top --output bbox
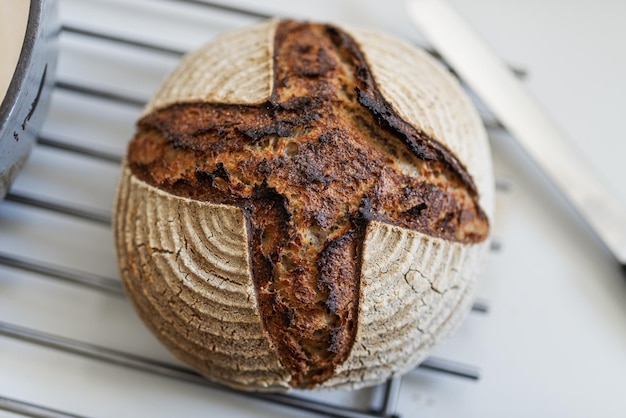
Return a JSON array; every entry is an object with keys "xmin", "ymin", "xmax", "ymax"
[{"xmin": 126, "ymin": 20, "xmax": 489, "ymax": 387}]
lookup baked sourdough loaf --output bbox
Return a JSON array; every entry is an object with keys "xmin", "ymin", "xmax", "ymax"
[{"xmin": 114, "ymin": 19, "xmax": 494, "ymax": 391}]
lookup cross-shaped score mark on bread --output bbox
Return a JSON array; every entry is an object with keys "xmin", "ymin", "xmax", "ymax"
[{"xmin": 125, "ymin": 20, "xmax": 488, "ymax": 388}]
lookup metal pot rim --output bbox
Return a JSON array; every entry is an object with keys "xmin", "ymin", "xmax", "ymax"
[{"xmin": 0, "ymin": 0, "xmax": 44, "ymax": 128}]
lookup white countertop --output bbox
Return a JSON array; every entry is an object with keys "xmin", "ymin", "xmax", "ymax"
[{"xmin": 1, "ymin": 1, "xmax": 625, "ymax": 417}]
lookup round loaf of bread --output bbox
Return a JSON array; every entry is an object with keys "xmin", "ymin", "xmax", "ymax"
[{"xmin": 114, "ymin": 19, "xmax": 494, "ymax": 391}]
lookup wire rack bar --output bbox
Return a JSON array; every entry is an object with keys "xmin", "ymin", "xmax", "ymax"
[
  {"xmin": 0, "ymin": 320, "xmax": 480, "ymax": 416},
  {"xmin": 0, "ymin": 253, "xmax": 123, "ymax": 296},
  {"xmin": 67, "ymin": 72, "xmax": 504, "ymax": 136},
  {"xmin": 418, "ymin": 357, "xmax": 480, "ymax": 380},
  {"xmin": 0, "ymin": 321, "xmax": 394, "ymax": 418},
  {"xmin": 0, "ymin": 396, "xmax": 86, "ymax": 418},
  {"xmin": 470, "ymin": 299, "xmax": 489, "ymax": 314},
  {"xmin": 490, "ymin": 240, "xmax": 503, "ymax": 252},
  {"xmin": 54, "ymin": 81, "xmax": 145, "ymax": 108},
  {"xmin": 58, "ymin": 16, "xmax": 511, "ymax": 132},
  {"xmin": 0, "ymin": 248, "xmax": 489, "ymax": 317},
  {"xmin": 380, "ymin": 377, "xmax": 402, "ymax": 418},
  {"xmin": 36, "ymin": 131, "xmax": 510, "ymax": 217},
  {"xmin": 166, "ymin": 0, "xmax": 526, "ymax": 78},
  {"xmin": 54, "ymin": 76, "xmax": 503, "ymax": 131},
  {"xmin": 3, "ymin": 192, "xmax": 112, "ymax": 226},
  {"xmin": 0, "ymin": 188, "xmax": 502, "ymax": 278},
  {"xmin": 37, "ymin": 135, "xmax": 123, "ymax": 164},
  {"xmin": 169, "ymin": 0, "xmax": 274, "ymax": 19},
  {"xmin": 62, "ymin": 25, "xmax": 186, "ymax": 56}
]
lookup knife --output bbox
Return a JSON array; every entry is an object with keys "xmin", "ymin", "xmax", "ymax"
[{"xmin": 406, "ymin": 0, "xmax": 626, "ymax": 268}]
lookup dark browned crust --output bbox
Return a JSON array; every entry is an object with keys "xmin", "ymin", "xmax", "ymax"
[
  {"xmin": 126, "ymin": 20, "xmax": 489, "ymax": 388},
  {"xmin": 324, "ymin": 26, "xmax": 478, "ymax": 196}
]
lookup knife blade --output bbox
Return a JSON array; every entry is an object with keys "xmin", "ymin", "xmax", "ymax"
[{"xmin": 406, "ymin": 0, "xmax": 626, "ymax": 266}]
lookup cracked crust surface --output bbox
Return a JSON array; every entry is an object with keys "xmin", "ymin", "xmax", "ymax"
[{"xmin": 115, "ymin": 20, "xmax": 493, "ymax": 390}]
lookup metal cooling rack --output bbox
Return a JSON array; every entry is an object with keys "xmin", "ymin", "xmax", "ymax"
[{"xmin": 0, "ymin": 1, "xmax": 514, "ymax": 417}]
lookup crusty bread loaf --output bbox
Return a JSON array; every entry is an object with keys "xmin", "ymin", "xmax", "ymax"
[{"xmin": 114, "ymin": 19, "xmax": 493, "ymax": 391}]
